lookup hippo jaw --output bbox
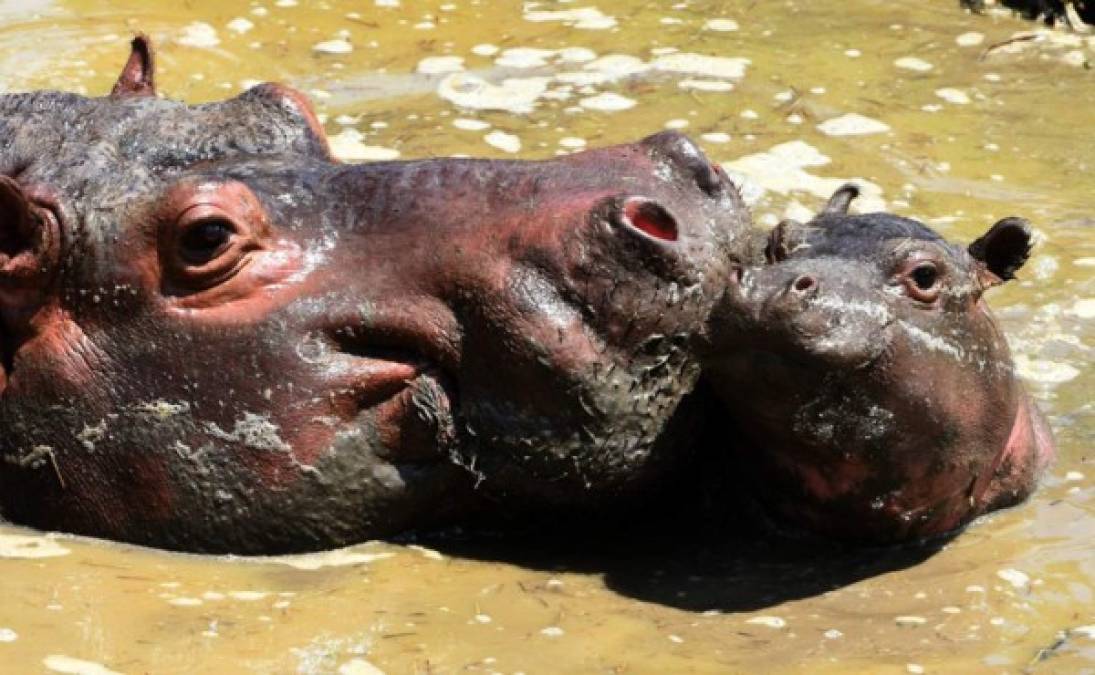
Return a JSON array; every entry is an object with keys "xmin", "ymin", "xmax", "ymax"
[{"xmin": 705, "ymin": 195, "xmax": 1054, "ymax": 543}]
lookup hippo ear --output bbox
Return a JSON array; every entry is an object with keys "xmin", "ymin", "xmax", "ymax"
[
  {"xmin": 111, "ymin": 35, "xmax": 156, "ymax": 98},
  {"xmin": 968, "ymin": 217, "xmax": 1033, "ymax": 287},
  {"xmin": 821, "ymin": 183, "xmax": 860, "ymax": 215}
]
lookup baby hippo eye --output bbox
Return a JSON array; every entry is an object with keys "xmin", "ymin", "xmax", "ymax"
[
  {"xmin": 179, "ymin": 218, "xmax": 235, "ymax": 265},
  {"xmin": 901, "ymin": 260, "xmax": 942, "ymax": 304},
  {"xmin": 911, "ymin": 263, "xmax": 938, "ymax": 291}
]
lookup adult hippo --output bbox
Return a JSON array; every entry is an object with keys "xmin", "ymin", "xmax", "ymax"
[
  {"xmin": 0, "ymin": 39, "xmax": 753, "ymax": 552},
  {"xmin": 706, "ymin": 185, "xmax": 1055, "ymax": 543}
]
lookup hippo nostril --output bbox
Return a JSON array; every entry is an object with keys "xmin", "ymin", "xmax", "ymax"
[
  {"xmin": 622, "ymin": 198, "xmax": 679, "ymax": 242},
  {"xmin": 791, "ymin": 275, "xmax": 817, "ymax": 295}
]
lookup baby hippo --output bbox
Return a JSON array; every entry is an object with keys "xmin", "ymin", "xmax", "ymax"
[{"xmin": 707, "ymin": 186, "xmax": 1054, "ymax": 543}]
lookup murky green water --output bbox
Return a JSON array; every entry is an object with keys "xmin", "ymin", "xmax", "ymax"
[{"xmin": 0, "ymin": 0, "xmax": 1091, "ymax": 672}]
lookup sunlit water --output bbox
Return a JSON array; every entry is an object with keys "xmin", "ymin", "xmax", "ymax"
[{"xmin": 0, "ymin": 0, "xmax": 1091, "ymax": 672}]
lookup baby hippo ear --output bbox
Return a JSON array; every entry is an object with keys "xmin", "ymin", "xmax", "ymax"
[
  {"xmin": 968, "ymin": 217, "xmax": 1033, "ymax": 287},
  {"xmin": 821, "ymin": 183, "xmax": 860, "ymax": 215}
]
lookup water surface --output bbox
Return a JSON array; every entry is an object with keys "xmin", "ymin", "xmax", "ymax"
[{"xmin": 0, "ymin": 0, "xmax": 1091, "ymax": 672}]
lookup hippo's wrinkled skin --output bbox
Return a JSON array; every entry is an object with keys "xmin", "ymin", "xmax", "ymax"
[
  {"xmin": 706, "ymin": 185, "xmax": 1055, "ymax": 543},
  {"xmin": 0, "ymin": 39, "xmax": 751, "ymax": 552}
]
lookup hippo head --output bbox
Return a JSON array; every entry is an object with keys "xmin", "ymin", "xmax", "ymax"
[
  {"xmin": 0, "ymin": 40, "xmax": 750, "ymax": 552},
  {"xmin": 706, "ymin": 185, "xmax": 1054, "ymax": 543}
]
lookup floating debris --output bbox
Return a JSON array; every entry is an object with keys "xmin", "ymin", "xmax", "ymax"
[
  {"xmin": 935, "ymin": 88, "xmax": 971, "ymax": 104},
  {"xmin": 407, "ymin": 544, "xmax": 445, "ymax": 560},
  {"xmin": 314, "ymin": 39, "xmax": 353, "ymax": 55},
  {"xmin": 1073, "ymin": 625, "xmax": 1095, "ymax": 639},
  {"xmin": 956, "ymin": 31, "xmax": 985, "ymax": 46},
  {"xmin": 652, "ymin": 53, "xmax": 750, "ymax": 79},
  {"xmin": 703, "ymin": 18, "xmax": 739, "ymax": 31},
  {"xmin": 471, "ymin": 43, "xmax": 499, "ymax": 57},
  {"xmin": 701, "ymin": 132, "xmax": 730, "ymax": 143},
  {"xmin": 338, "ymin": 658, "xmax": 385, "ymax": 675},
  {"xmin": 42, "ymin": 655, "xmax": 122, "ymax": 675},
  {"xmin": 895, "ymin": 56, "xmax": 933, "ymax": 72},
  {"xmin": 1014, "ymin": 355, "xmax": 1080, "ymax": 384},
  {"xmin": 559, "ymin": 137, "xmax": 587, "ymax": 148},
  {"xmin": 823, "ymin": 628, "xmax": 843, "ymax": 639},
  {"xmin": 0, "ymin": 533, "xmax": 70, "ymax": 559},
  {"xmin": 263, "ymin": 547, "xmax": 395, "ymax": 570},
  {"xmin": 745, "ymin": 616, "xmax": 787, "ymax": 629},
  {"xmin": 579, "ymin": 92, "xmax": 636, "ymax": 111},
  {"xmin": 997, "ymin": 568, "xmax": 1031, "ymax": 589},
  {"xmin": 583, "ymin": 54, "xmax": 648, "ymax": 78},
  {"xmin": 1065, "ymin": 471, "xmax": 1085, "ymax": 482},
  {"xmin": 453, "ymin": 118, "xmax": 489, "ymax": 131},
  {"xmin": 438, "ymin": 73, "xmax": 551, "ymax": 114},
  {"xmin": 540, "ymin": 626, "xmax": 565, "ymax": 637},
  {"xmin": 1070, "ymin": 299, "xmax": 1095, "ymax": 319},
  {"xmin": 484, "ymin": 130, "xmax": 521, "ymax": 153},
  {"xmin": 0, "ymin": 628, "xmax": 16, "ymax": 642},
  {"xmin": 417, "ymin": 56, "xmax": 464, "ymax": 75},
  {"xmin": 723, "ymin": 140, "xmax": 885, "ymax": 210},
  {"xmin": 495, "ymin": 47, "xmax": 558, "ymax": 69},
  {"xmin": 678, "ymin": 79, "xmax": 734, "ymax": 92},
  {"xmin": 523, "ymin": 7, "xmax": 617, "ymax": 30},
  {"xmin": 178, "ymin": 22, "xmax": 220, "ymax": 48},
  {"xmin": 817, "ymin": 112, "xmax": 891, "ymax": 136},
  {"xmin": 226, "ymin": 18, "xmax": 254, "ymax": 34},
  {"xmin": 895, "ymin": 615, "xmax": 928, "ymax": 627}
]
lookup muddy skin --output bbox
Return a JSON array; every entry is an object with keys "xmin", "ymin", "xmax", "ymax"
[
  {"xmin": 705, "ymin": 185, "xmax": 1055, "ymax": 544},
  {"xmin": 0, "ymin": 38, "xmax": 752, "ymax": 553}
]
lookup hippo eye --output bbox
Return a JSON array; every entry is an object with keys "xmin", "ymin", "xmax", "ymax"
[
  {"xmin": 902, "ymin": 260, "xmax": 942, "ymax": 304},
  {"xmin": 178, "ymin": 218, "xmax": 236, "ymax": 265}
]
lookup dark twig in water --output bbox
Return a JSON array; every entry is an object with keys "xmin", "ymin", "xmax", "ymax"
[
  {"xmin": 1025, "ymin": 630, "xmax": 1069, "ymax": 671},
  {"xmin": 979, "ymin": 32, "xmax": 1041, "ymax": 60}
]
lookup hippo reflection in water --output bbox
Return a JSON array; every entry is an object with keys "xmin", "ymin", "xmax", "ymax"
[{"xmin": 0, "ymin": 38, "xmax": 1052, "ymax": 553}]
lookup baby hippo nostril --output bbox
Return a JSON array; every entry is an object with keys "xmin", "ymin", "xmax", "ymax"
[{"xmin": 791, "ymin": 274, "xmax": 818, "ymax": 296}]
